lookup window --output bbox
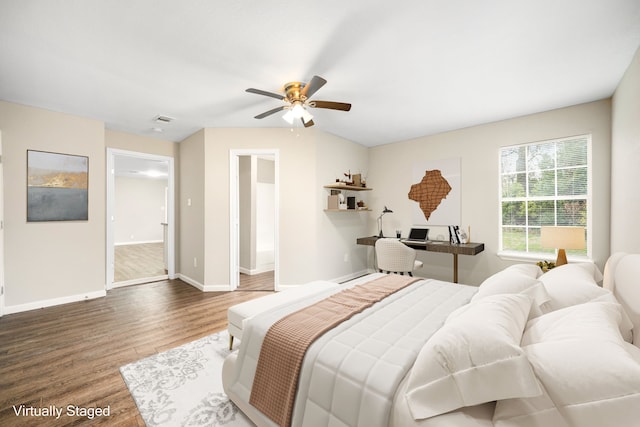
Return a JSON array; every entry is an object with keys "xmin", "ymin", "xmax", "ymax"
[{"xmin": 499, "ymin": 135, "xmax": 590, "ymax": 259}]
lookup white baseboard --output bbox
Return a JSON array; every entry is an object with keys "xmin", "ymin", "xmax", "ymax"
[
  {"xmin": 177, "ymin": 274, "xmax": 230, "ymax": 292},
  {"xmin": 112, "ymin": 275, "xmax": 168, "ymax": 289},
  {"xmin": 4, "ymin": 289, "xmax": 107, "ymax": 315},
  {"xmin": 277, "ymin": 270, "xmax": 372, "ymax": 291},
  {"xmin": 330, "ymin": 269, "xmax": 372, "ymax": 284},
  {"xmin": 114, "ymin": 239, "xmax": 164, "ymax": 246},
  {"xmin": 238, "ymin": 265, "xmax": 275, "ymax": 275}
]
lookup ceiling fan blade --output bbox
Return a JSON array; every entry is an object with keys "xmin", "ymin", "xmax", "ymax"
[
  {"xmin": 246, "ymin": 88, "xmax": 285, "ymax": 101},
  {"xmin": 254, "ymin": 105, "xmax": 287, "ymax": 119},
  {"xmin": 300, "ymin": 75, "xmax": 327, "ymax": 99},
  {"xmin": 309, "ymin": 100, "xmax": 351, "ymax": 111},
  {"xmin": 303, "ymin": 118, "xmax": 315, "ymax": 128}
]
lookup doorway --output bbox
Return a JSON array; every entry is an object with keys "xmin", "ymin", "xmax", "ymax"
[
  {"xmin": 230, "ymin": 149, "xmax": 279, "ymax": 291},
  {"xmin": 106, "ymin": 148, "xmax": 175, "ymax": 289}
]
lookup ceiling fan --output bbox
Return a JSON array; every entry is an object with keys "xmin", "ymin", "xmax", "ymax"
[{"xmin": 246, "ymin": 75, "xmax": 351, "ymax": 128}]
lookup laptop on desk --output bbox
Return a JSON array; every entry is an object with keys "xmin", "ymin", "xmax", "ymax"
[{"xmin": 401, "ymin": 228, "xmax": 429, "ymax": 245}]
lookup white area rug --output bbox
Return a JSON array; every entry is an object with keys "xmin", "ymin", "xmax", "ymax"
[{"xmin": 120, "ymin": 330, "xmax": 254, "ymax": 426}]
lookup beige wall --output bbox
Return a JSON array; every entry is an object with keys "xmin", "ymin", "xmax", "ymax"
[
  {"xmin": 176, "ymin": 128, "xmax": 371, "ymax": 289},
  {"xmin": 0, "ymin": 101, "xmax": 106, "ymax": 310},
  {"xmin": 179, "ymin": 130, "xmax": 206, "ymax": 285},
  {"xmin": 114, "ymin": 176, "xmax": 167, "ymax": 244},
  {"xmin": 316, "ymin": 132, "xmax": 371, "ymax": 280},
  {"xmin": 611, "ymin": 46, "xmax": 640, "ymax": 254},
  {"xmin": 368, "ymin": 100, "xmax": 612, "ymax": 285},
  {"xmin": 105, "ymin": 129, "xmax": 178, "ymax": 158},
  {"xmin": 202, "ymin": 128, "xmax": 319, "ymax": 287},
  {"xmin": 0, "ymin": 103, "xmax": 179, "ymax": 312}
]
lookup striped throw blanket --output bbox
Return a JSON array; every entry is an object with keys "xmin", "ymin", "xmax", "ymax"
[{"xmin": 249, "ymin": 274, "xmax": 419, "ymax": 427}]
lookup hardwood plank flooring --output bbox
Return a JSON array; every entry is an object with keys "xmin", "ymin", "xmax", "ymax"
[
  {"xmin": 0, "ymin": 280, "xmax": 272, "ymax": 426},
  {"xmin": 114, "ymin": 243, "xmax": 165, "ymax": 283},
  {"xmin": 238, "ymin": 270, "xmax": 274, "ymax": 291}
]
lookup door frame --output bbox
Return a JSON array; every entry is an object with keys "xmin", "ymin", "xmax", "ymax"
[
  {"xmin": 106, "ymin": 148, "xmax": 176, "ymax": 290},
  {"xmin": 229, "ymin": 149, "xmax": 279, "ymax": 291}
]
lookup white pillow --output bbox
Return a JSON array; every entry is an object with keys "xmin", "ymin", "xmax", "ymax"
[
  {"xmin": 472, "ymin": 264, "xmax": 549, "ymax": 317},
  {"xmin": 538, "ymin": 263, "xmax": 607, "ymax": 311},
  {"xmin": 590, "ymin": 292, "xmax": 634, "ymax": 342},
  {"xmin": 521, "ymin": 301, "xmax": 625, "ymax": 346},
  {"xmin": 495, "ymin": 302, "xmax": 640, "ymax": 427},
  {"xmin": 405, "ymin": 294, "xmax": 541, "ymax": 420}
]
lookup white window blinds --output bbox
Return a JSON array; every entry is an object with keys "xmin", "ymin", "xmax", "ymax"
[{"xmin": 499, "ymin": 135, "xmax": 590, "ymax": 257}]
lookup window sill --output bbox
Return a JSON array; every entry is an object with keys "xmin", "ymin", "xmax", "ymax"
[{"xmin": 497, "ymin": 250, "xmax": 593, "ymax": 264}]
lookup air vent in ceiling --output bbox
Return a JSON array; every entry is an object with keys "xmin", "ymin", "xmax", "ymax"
[{"xmin": 153, "ymin": 115, "xmax": 175, "ymax": 124}]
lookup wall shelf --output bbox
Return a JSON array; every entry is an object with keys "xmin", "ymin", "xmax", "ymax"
[
  {"xmin": 324, "ymin": 208, "xmax": 371, "ymax": 212},
  {"xmin": 323, "ymin": 184, "xmax": 372, "ymax": 191},
  {"xmin": 324, "ymin": 183, "xmax": 372, "ymax": 211}
]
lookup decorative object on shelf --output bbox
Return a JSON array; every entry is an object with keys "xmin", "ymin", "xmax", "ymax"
[
  {"xmin": 540, "ymin": 226, "xmax": 586, "ymax": 266},
  {"xmin": 536, "ymin": 260, "xmax": 556, "ymax": 272},
  {"xmin": 338, "ymin": 193, "xmax": 347, "ymax": 210},
  {"xmin": 347, "ymin": 196, "xmax": 356, "ymax": 209},
  {"xmin": 458, "ymin": 227, "xmax": 469, "ymax": 244},
  {"xmin": 327, "ymin": 194, "xmax": 339, "ymax": 210},
  {"xmin": 449, "ymin": 225, "xmax": 461, "ymax": 244},
  {"xmin": 378, "ymin": 206, "xmax": 393, "ymax": 237}
]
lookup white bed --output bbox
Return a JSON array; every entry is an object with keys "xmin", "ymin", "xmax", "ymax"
[{"xmin": 223, "ymin": 253, "xmax": 640, "ymax": 427}]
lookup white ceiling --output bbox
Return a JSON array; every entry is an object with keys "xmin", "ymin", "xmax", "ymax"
[{"xmin": 1, "ymin": 1, "xmax": 639, "ymax": 147}]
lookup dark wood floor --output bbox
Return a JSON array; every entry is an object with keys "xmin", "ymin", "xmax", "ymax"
[{"xmin": 0, "ymin": 279, "xmax": 271, "ymax": 426}]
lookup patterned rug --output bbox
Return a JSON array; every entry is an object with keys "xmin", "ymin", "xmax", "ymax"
[{"xmin": 120, "ymin": 330, "xmax": 254, "ymax": 426}]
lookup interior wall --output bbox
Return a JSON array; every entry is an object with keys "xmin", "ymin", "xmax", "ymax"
[
  {"xmin": 178, "ymin": 130, "xmax": 206, "ymax": 285},
  {"xmin": 201, "ymin": 128, "xmax": 319, "ymax": 287},
  {"xmin": 114, "ymin": 176, "xmax": 167, "ymax": 245},
  {"xmin": 256, "ymin": 157, "xmax": 275, "ymax": 272},
  {"xmin": 238, "ymin": 155, "xmax": 254, "ymax": 272},
  {"xmin": 0, "ymin": 101, "xmax": 106, "ymax": 310},
  {"xmin": 611, "ymin": 46, "xmax": 640, "ymax": 254},
  {"xmin": 316, "ymin": 132, "xmax": 371, "ymax": 281},
  {"xmin": 368, "ymin": 99, "xmax": 612, "ymax": 285}
]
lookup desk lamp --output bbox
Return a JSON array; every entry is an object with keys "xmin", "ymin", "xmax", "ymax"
[
  {"xmin": 378, "ymin": 206, "xmax": 393, "ymax": 237},
  {"xmin": 540, "ymin": 226, "xmax": 585, "ymax": 266}
]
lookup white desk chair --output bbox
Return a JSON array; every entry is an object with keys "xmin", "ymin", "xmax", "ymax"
[{"xmin": 375, "ymin": 238, "xmax": 423, "ymax": 276}]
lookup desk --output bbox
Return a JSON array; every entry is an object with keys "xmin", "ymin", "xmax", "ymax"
[{"xmin": 356, "ymin": 236, "xmax": 484, "ymax": 283}]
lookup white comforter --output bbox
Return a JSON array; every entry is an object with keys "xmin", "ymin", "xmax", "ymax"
[{"xmin": 224, "ymin": 274, "xmax": 477, "ymax": 427}]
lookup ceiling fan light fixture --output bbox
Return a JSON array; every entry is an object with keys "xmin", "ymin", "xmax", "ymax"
[
  {"xmin": 283, "ymin": 102, "xmax": 313, "ymax": 124},
  {"xmin": 282, "ymin": 109, "xmax": 295, "ymax": 124},
  {"xmin": 247, "ymin": 76, "xmax": 347, "ymax": 128},
  {"xmin": 301, "ymin": 108, "xmax": 314, "ymax": 124},
  {"xmin": 291, "ymin": 103, "xmax": 305, "ymax": 119}
]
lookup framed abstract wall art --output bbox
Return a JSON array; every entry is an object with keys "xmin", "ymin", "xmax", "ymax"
[
  {"xmin": 409, "ymin": 157, "xmax": 461, "ymax": 226},
  {"xmin": 27, "ymin": 150, "xmax": 89, "ymax": 221}
]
